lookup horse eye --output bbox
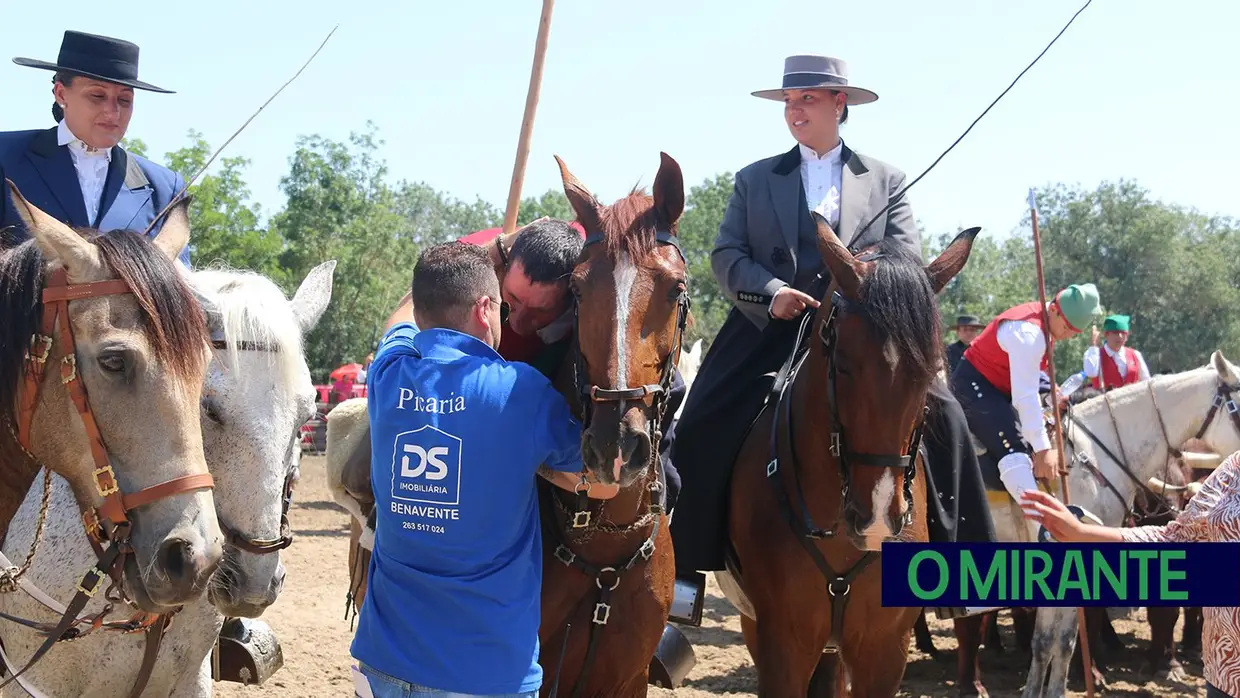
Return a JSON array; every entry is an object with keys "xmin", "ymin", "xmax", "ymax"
[
  {"xmin": 202, "ymin": 398, "xmax": 224, "ymax": 426},
  {"xmin": 97, "ymin": 353, "xmax": 126, "ymax": 374}
]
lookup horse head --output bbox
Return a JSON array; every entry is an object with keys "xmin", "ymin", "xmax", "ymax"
[
  {"xmin": 1199, "ymin": 350, "xmax": 1240, "ymax": 457},
  {"xmin": 810, "ymin": 214, "xmax": 978, "ymax": 550},
  {"xmin": 189, "ymin": 259, "xmax": 335, "ymax": 617},
  {"xmin": 554, "ymin": 153, "xmax": 691, "ymax": 487},
  {"xmin": 1, "ymin": 181, "xmax": 221, "ymax": 613}
]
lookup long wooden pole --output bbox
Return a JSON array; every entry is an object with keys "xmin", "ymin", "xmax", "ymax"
[
  {"xmin": 1029, "ymin": 188, "xmax": 1095, "ymax": 698},
  {"xmin": 502, "ymin": 0, "xmax": 556, "ymax": 234}
]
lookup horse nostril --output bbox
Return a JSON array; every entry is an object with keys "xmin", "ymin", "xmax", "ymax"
[{"xmin": 158, "ymin": 537, "xmax": 194, "ymax": 583}]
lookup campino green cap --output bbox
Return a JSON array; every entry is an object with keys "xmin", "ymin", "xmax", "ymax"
[
  {"xmin": 1103, "ymin": 315, "xmax": 1130, "ymax": 333},
  {"xmin": 1054, "ymin": 283, "xmax": 1101, "ymax": 332}
]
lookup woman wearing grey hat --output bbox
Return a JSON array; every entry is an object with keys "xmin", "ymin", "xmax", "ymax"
[
  {"xmin": 0, "ymin": 30, "xmax": 189, "ymax": 265},
  {"xmin": 668, "ymin": 54, "xmax": 997, "ymax": 617}
]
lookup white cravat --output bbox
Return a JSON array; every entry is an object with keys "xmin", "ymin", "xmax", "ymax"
[
  {"xmin": 57, "ymin": 119, "xmax": 112, "ymax": 226},
  {"xmin": 799, "ymin": 140, "xmax": 843, "ymax": 229}
]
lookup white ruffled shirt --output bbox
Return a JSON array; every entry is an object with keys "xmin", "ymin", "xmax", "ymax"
[
  {"xmin": 798, "ymin": 141, "xmax": 843, "ymax": 230},
  {"xmin": 57, "ymin": 120, "xmax": 112, "ymax": 226}
]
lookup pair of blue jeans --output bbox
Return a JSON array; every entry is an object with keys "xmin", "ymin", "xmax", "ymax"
[{"xmin": 357, "ymin": 663, "xmax": 537, "ymax": 698}]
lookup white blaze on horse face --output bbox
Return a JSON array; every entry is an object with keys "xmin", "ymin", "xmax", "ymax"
[
  {"xmin": 613, "ymin": 252, "xmax": 638, "ymax": 389},
  {"xmin": 863, "ymin": 469, "xmax": 897, "ymax": 544}
]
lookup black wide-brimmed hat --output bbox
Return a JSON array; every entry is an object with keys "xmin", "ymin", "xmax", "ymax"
[
  {"xmin": 13, "ymin": 30, "xmax": 173, "ymax": 93},
  {"xmin": 953, "ymin": 314, "xmax": 986, "ymax": 329}
]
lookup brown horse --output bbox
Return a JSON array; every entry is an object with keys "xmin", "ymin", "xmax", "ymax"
[
  {"xmin": 722, "ymin": 215, "xmax": 977, "ymax": 696},
  {"xmin": 332, "ymin": 156, "xmax": 688, "ymax": 696},
  {"xmin": 0, "ymin": 182, "xmax": 221, "ymax": 617},
  {"xmin": 537, "ymin": 153, "xmax": 685, "ymax": 697}
]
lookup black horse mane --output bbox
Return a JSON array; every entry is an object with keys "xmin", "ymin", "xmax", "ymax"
[{"xmin": 855, "ymin": 237, "xmax": 944, "ymax": 382}]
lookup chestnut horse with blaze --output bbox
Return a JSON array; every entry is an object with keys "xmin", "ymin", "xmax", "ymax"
[
  {"xmin": 725, "ymin": 215, "xmax": 978, "ymax": 696},
  {"xmin": 340, "ymin": 154, "xmax": 689, "ymax": 697},
  {"xmin": 536, "ymin": 153, "xmax": 687, "ymax": 696}
]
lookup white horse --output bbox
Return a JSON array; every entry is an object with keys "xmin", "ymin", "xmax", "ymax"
[
  {"xmin": 980, "ymin": 351, "xmax": 1240, "ymax": 698},
  {"xmin": 0, "ymin": 261, "xmax": 335, "ymax": 697}
]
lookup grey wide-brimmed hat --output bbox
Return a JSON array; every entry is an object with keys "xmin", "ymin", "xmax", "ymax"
[{"xmin": 751, "ymin": 55, "xmax": 878, "ymax": 104}]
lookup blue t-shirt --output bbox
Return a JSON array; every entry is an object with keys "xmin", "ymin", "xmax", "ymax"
[{"xmin": 350, "ymin": 323, "xmax": 583, "ymax": 694}]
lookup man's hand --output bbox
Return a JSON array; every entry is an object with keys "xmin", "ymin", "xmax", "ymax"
[
  {"xmin": 1032, "ymin": 448, "xmax": 1060, "ymax": 481},
  {"xmin": 1091, "ymin": 325, "xmax": 1100, "ymax": 346},
  {"xmin": 769, "ymin": 287, "xmax": 820, "ymax": 320}
]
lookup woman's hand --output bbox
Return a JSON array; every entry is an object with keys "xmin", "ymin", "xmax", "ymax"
[
  {"xmin": 770, "ymin": 287, "xmax": 821, "ymax": 320},
  {"xmin": 1021, "ymin": 490, "xmax": 1085, "ymax": 541}
]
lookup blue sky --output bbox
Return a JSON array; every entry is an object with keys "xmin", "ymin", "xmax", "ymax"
[{"xmin": 4, "ymin": 1, "xmax": 1236, "ymax": 243}]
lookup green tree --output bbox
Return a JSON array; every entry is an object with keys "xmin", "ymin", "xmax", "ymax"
[
  {"xmin": 1033, "ymin": 180, "xmax": 1240, "ymax": 377},
  {"xmin": 677, "ymin": 173, "xmax": 736, "ymax": 347},
  {"xmin": 271, "ymin": 123, "xmax": 413, "ymax": 380},
  {"xmin": 516, "ymin": 189, "xmax": 574, "ymax": 225},
  {"xmin": 163, "ymin": 130, "xmax": 282, "ymax": 277}
]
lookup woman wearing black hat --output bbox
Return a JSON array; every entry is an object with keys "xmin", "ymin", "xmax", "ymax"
[{"xmin": 0, "ymin": 30, "xmax": 189, "ymax": 265}]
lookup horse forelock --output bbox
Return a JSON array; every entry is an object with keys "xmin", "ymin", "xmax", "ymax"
[
  {"xmin": 91, "ymin": 230, "xmax": 210, "ymax": 387},
  {"xmin": 597, "ymin": 189, "xmax": 661, "ymax": 266},
  {"xmin": 854, "ymin": 238, "xmax": 943, "ymax": 383},
  {"xmin": 191, "ymin": 266, "xmax": 310, "ymax": 392}
]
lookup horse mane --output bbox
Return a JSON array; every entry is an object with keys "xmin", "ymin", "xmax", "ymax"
[
  {"xmin": 188, "ymin": 265, "xmax": 309, "ymax": 388},
  {"xmin": 597, "ymin": 187, "xmax": 660, "ymax": 264},
  {"xmin": 856, "ymin": 237, "xmax": 944, "ymax": 381},
  {"xmin": 0, "ymin": 230, "xmax": 209, "ymax": 429}
]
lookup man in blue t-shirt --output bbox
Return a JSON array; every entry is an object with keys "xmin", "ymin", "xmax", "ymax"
[{"xmin": 351, "ymin": 241, "xmax": 619, "ymax": 698}]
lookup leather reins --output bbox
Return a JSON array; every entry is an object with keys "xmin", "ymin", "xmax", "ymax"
[
  {"xmin": 1064, "ymin": 376, "xmax": 1240, "ymax": 522},
  {"xmin": 0, "ymin": 267, "xmax": 216, "ymax": 697}
]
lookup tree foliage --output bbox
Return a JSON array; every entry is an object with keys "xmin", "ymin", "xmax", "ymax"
[{"xmin": 151, "ymin": 123, "xmax": 1237, "ymax": 383}]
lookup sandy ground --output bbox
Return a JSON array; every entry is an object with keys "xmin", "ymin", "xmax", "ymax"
[{"xmin": 217, "ymin": 456, "xmax": 1207, "ymax": 697}]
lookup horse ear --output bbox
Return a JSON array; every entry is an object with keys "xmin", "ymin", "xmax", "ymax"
[
  {"xmin": 1211, "ymin": 350, "xmax": 1238, "ymax": 385},
  {"xmin": 291, "ymin": 259, "xmax": 337, "ymax": 334},
  {"xmin": 812, "ymin": 211, "xmax": 863, "ymax": 297},
  {"xmin": 553, "ymin": 155, "xmax": 603, "ymax": 232},
  {"xmin": 653, "ymin": 152, "xmax": 685, "ymax": 230},
  {"xmin": 6, "ymin": 178, "xmax": 102, "ymax": 280},
  {"xmin": 926, "ymin": 226, "xmax": 981, "ymax": 294},
  {"xmin": 152, "ymin": 194, "xmax": 193, "ymax": 263}
]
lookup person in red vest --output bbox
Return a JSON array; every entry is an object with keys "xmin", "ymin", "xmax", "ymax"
[
  {"xmin": 950, "ymin": 283, "xmax": 1101, "ymax": 507},
  {"xmin": 1085, "ymin": 314, "xmax": 1150, "ymax": 391}
]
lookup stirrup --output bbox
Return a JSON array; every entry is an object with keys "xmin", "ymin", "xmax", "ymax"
[{"xmin": 668, "ymin": 571, "xmax": 705, "ymax": 627}]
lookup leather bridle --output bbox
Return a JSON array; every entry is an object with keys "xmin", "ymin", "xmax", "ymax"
[
  {"xmin": 547, "ymin": 228, "xmax": 687, "ymax": 698},
  {"xmin": 1, "ymin": 267, "xmax": 216, "ymax": 697},
  {"xmin": 1064, "ymin": 374, "xmax": 1240, "ymax": 523},
  {"xmin": 570, "ymin": 229, "xmax": 691, "ymax": 451},
  {"xmin": 762, "ymin": 278, "xmax": 929, "ymax": 654}
]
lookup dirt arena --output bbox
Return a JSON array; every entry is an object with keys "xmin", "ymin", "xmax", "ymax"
[{"xmin": 217, "ymin": 455, "xmax": 1208, "ymax": 697}]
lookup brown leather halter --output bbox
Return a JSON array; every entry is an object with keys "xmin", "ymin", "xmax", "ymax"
[{"xmin": 0, "ymin": 267, "xmax": 216, "ymax": 697}]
